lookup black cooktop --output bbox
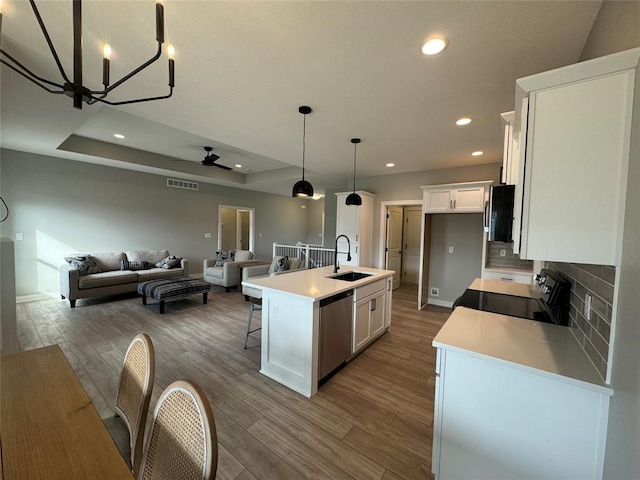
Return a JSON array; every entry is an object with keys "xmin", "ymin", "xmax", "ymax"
[{"xmin": 454, "ymin": 289, "xmax": 553, "ymax": 324}]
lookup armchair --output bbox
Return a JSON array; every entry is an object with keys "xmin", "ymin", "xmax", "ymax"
[{"xmin": 203, "ymin": 250, "xmax": 260, "ymax": 291}]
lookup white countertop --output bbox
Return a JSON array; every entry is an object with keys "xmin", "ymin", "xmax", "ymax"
[
  {"xmin": 242, "ymin": 266, "xmax": 394, "ymax": 301},
  {"xmin": 433, "ymin": 307, "xmax": 612, "ymax": 395},
  {"xmin": 469, "ymin": 278, "xmax": 541, "ymax": 298}
]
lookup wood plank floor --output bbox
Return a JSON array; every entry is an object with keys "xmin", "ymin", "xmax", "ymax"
[{"xmin": 14, "ymin": 284, "xmax": 450, "ymax": 480}]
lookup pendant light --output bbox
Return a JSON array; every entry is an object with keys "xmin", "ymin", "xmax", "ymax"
[
  {"xmin": 345, "ymin": 138, "xmax": 362, "ymax": 206},
  {"xmin": 292, "ymin": 106, "xmax": 314, "ymax": 197}
]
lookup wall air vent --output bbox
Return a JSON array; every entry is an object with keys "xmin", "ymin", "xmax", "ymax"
[{"xmin": 167, "ymin": 178, "xmax": 199, "ymax": 191}]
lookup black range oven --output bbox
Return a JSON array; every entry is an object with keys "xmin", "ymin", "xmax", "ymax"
[{"xmin": 454, "ymin": 269, "xmax": 570, "ymax": 326}]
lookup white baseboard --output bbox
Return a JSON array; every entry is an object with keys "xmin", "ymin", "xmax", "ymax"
[
  {"xmin": 428, "ymin": 298, "xmax": 454, "ymax": 308},
  {"xmin": 17, "ymin": 292, "xmax": 62, "ymax": 304}
]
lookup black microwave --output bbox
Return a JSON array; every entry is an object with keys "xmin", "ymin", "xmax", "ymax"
[{"xmin": 489, "ymin": 185, "xmax": 515, "ymax": 242}]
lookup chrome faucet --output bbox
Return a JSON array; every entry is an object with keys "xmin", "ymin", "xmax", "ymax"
[{"xmin": 334, "ymin": 235, "xmax": 352, "ymax": 273}]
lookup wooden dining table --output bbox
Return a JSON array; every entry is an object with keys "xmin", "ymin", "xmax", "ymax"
[{"xmin": 1, "ymin": 345, "xmax": 134, "ymax": 480}]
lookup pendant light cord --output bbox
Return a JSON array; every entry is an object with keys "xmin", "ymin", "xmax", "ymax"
[
  {"xmin": 301, "ymin": 113, "xmax": 307, "ymax": 180},
  {"xmin": 352, "ymin": 142, "xmax": 357, "ymax": 192}
]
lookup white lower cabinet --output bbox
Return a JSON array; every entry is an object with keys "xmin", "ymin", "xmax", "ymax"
[
  {"xmin": 432, "ymin": 347, "xmax": 610, "ymax": 479},
  {"xmin": 353, "ymin": 282, "xmax": 388, "ymax": 353}
]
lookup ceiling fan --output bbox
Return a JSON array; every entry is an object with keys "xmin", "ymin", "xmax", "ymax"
[{"xmin": 202, "ymin": 146, "xmax": 231, "ymax": 170}]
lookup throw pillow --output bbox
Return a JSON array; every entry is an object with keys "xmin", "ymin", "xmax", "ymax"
[
  {"xmin": 64, "ymin": 255, "xmax": 101, "ymax": 276},
  {"xmin": 273, "ymin": 256, "xmax": 289, "ymax": 273},
  {"xmin": 162, "ymin": 256, "xmax": 182, "ymax": 269},
  {"xmin": 214, "ymin": 249, "xmax": 235, "ymax": 267},
  {"xmin": 154, "ymin": 255, "xmax": 182, "ymax": 269},
  {"xmin": 120, "ymin": 260, "xmax": 150, "ymax": 271}
]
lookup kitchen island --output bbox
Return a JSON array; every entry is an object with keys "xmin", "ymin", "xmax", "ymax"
[
  {"xmin": 242, "ymin": 266, "xmax": 394, "ymax": 397},
  {"xmin": 432, "ymin": 285, "xmax": 613, "ymax": 479}
]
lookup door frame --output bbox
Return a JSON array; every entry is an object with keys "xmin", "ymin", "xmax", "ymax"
[
  {"xmin": 378, "ymin": 199, "xmax": 422, "ymax": 278},
  {"xmin": 218, "ymin": 205, "xmax": 255, "ymax": 253}
]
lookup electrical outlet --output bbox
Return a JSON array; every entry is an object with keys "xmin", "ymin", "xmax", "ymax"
[
  {"xmin": 430, "ymin": 287, "xmax": 439, "ymax": 297},
  {"xmin": 500, "ymin": 249, "xmax": 506, "ymax": 257},
  {"xmin": 584, "ymin": 294, "xmax": 592, "ymax": 320},
  {"xmin": 204, "ymin": 233, "xmax": 211, "ymax": 238},
  {"xmin": 448, "ymin": 246, "xmax": 454, "ymax": 253},
  {"xmin": 16, "ymin": 233, "xmax": 24, "ymax": 241}
]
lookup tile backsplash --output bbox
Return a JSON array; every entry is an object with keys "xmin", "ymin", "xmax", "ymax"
[
  {"xmin": 546, "ymin": 261, "xmax": 616, "ymax": 380},
  {"xmin": 486, "ymin": 241, "xmax": 534, "ymax": 270}
]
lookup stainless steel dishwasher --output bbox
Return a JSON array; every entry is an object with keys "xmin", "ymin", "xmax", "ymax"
[{"xmin": 318, "ymin": 289, "xmax": 353, "ymax": 382}]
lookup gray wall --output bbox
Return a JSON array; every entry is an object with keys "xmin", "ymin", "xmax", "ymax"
[
  {"xmin": 325, "ymin": 162, "xmax": 502, "ymax": 264},
  {"xmin": 428, "ymin": 214, "xmax": 484, "ymax": 304},
  {"xmin": 0, "ymin": 149, "xmax": 314, "ymax": 296}
]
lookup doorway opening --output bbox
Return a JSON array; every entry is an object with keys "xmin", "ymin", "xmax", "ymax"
[
  {"xmin": 379, "ymin": 200, "xmax": 422, "ymax": 300},
  {"xmin": 218, "ymin": 205, "xmax": 255, "ymax": 253}
]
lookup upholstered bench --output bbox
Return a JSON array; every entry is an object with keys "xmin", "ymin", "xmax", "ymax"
[{"xmin": 137, "ymin": 277, "xmax": 210, "ymax": 314}]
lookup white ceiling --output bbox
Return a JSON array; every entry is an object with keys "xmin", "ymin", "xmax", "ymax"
[{"xmin": 0, "ymin": 0, "xmax": 602, "ymax": 196}]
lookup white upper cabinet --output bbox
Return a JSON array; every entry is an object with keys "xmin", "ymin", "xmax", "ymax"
[
  {"xmin": 423, "ymin": 182, "xmax": 491, "ymax": 214},
  {"xmin": 335, "ymin": 191, "xmax": 374, "ymax": 267},
  {"xmin": 513, "ymin": 47, "xmax": 640, "ymax": 265},
  {"xmin": 500, "ymin": 111, "xmax": 518, "ymax": 185}
]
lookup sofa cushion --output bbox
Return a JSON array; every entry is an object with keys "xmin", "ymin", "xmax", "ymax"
[
  {"xmin": 204, "ymin": 266, "xmax": 224, "ymax": 279},
  {"xmin": 120, "ymin": 260, "xmax": 150, "ymax": 271},
  {"xmin": 289, "ymin": 258, "xmax": 303, "ymax": 270},
  {"xmin": 88, "ymin": 252, "xmax": 126, "ymax": 272},
  {"xmin": 214, "ymin": 249, "xmax": 235, "ymax": 267},
  {"xmin": 234, "ymin": 250, "xmax": 254, "ymax": 262},
  {"xmin": 78, "ymin": 270, "xmax": 138, "ymax": 289},
  {"xmin": 64, "ymin": 255, "xmax": 102, "ymax": 276},
  {"xmin": 137, "ymin": 268, "xmax": 184, "ymax": 281},
  {"xmin": 155, "ymin": 255, "xmax": 182, "ymax": 269},
  {"xmin": 126, "ymin": 250, "xmax": 170, "ymax": 265}
]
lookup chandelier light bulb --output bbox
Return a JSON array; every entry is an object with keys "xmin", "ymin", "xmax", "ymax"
[
  {"xmin": 167, "ymin": 44, "xmax": 175, "ymax": 60},
  {"xmin": 103, "ymin": 44, "xmax": 111, "ymax": 60}
]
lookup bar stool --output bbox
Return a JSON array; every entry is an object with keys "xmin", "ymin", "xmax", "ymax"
[{"xmin": 244, "ymin": 298, "xmax": 262, "ymax": 349}]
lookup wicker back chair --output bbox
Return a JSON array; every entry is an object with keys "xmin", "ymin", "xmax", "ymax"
[
  {"xmin": 104, "ymin": 333, "xmax": 155, "ymax": 478},
  {"xmin": 138, "ymin": 380, "xmax": 218, "ymax": 480}
]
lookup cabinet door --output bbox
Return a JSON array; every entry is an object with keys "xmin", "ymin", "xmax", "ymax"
[
  {"xmin": 353, "ymin": 298, "xmax": 371, "ymax": 353},
  {"xmin": 424, "ymin": 189, "xmax": 453, "ymax": 213},
  {"xmin": 336, "ymin": 196, "xmax": 359, "ymax": 240},
  {"xmin": 369, "ymin": 291, "xmax": 386, "ymax": 338},
  {"xmin": 520, "ymin": 71, "xmax": 633, "ymax": 264},
  {"xmin": 452, "ymin": 186, "xmax": 485, "ymax": 212}
]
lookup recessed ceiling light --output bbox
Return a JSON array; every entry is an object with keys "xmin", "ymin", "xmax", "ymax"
[
  {"xmin": 422, "ymin": 37, "xmax": 448, "ymax": 55},
  {"xmin": 235, "ymin": 164, "xmax": 242, "ymax": 168},
  {"xmin": 456, "ymin": 117, "xmax": 472, "ymax": 126},
  {"xmin": 386, "ymin": 163, "xmax": 395, "ymax": 168},
  {"xmin": 472, "ymin": 151, "xmax": 484, "ymax": 156},
  {"xmin": 113, "ymin": 133, "xmax": 125, "ymax": 139}
]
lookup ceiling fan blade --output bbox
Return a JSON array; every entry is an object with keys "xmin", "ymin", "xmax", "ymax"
[{"xmin": 213, "ymin": 162, "xmax": 232, "ymax": 171}]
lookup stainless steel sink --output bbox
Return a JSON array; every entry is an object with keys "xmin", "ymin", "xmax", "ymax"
[{"xmin": 330, "ymin": 271, "xmax": 373, "ymax": 282}]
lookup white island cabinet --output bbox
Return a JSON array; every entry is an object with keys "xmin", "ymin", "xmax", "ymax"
[
  {"xmin": 243, "ymin": 266, "xmax": 394, "ymax": 397},
  {"xmin": 432, "ymin": 307, "xmax": 612, "ymax": 480}
]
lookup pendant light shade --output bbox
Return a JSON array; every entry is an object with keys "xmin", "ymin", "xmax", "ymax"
[
  {"xmin": 292, "ymin": 106, "xmax": 314, "ymax": 197},
  {"xmin": 345, "ymin": 138, "xmax": 362, "ymax": 206}
]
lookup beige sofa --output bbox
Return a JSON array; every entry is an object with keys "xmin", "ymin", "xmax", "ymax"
[
  {"xmin": 203, "ymin": 249, "xmax": 262, "ymax": 291},
  {"xmin": 59, "ymin": 250, "xmax": 188, "ymax": 307}
]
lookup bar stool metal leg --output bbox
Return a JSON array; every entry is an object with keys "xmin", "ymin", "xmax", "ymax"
[{"xmin": 244, "ymin": 301, "xmax": 262, "ymax": 349}]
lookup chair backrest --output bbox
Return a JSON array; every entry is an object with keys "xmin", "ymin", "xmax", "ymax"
[
  {"xmin": 115, "ymin": 333, "xmax": 155, "ymax": 478},
  {"xmin": 138, "ymin": 380, "xmax": 218, "ymax": 480}
]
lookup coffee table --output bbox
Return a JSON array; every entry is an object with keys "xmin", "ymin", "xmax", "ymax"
[{"xmin": 137, "ymin": 276, "xmax": 210, "ymax": 314}]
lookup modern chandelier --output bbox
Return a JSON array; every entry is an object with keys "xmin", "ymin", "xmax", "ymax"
[
  {"xmin": 0, "ymin": 0, "xmax": 175, "ymax": 109},
  {"xmin": 292, "ymin": 105, "xmax": 314, "ymax": 198}
]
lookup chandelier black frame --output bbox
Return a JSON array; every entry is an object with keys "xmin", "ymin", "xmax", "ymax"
[{"xmin": 0, "ymin": 0, "xmax": 175, "ymax": 109}]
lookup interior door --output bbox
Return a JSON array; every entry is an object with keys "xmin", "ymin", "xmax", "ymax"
[
  {"xmin": 402, "ymin": 206, "xmax": 421, "ymax": 284},
  {"xmin": 386, "ymin": 206, "xmax": 403, "ymax": 290}
]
